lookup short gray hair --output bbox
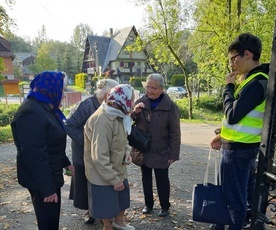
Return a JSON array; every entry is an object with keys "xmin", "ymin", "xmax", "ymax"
[
  {"xmin": 147, "ymin": 73, "xmax": 165, "ymax": 87},
  {"xmin": 95, "ymin": 79, "xmax": 119, "ymax": 100}
]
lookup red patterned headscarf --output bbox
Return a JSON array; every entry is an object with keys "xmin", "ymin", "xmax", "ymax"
[{"xmin": 106, "ymin": 84, "xmax": 134, "ymax": 114}]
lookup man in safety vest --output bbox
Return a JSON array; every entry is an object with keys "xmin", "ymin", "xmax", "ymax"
[{"xmin": 210, "ymin": 33, "xmax": 269, "ymax": 230}]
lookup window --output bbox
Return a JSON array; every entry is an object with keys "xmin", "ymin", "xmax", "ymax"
[{"xmin": 123, "ymin": 62, "xmax": 128, "ymax": 68}]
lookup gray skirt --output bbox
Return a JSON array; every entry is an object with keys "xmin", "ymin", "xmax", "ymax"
[{"xmin": 87, "ymin": 179, "xmax": 130, "ymax": 219}]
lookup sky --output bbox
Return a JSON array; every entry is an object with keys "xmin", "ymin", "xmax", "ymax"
[{"xmin": 4, "ymin": 0, "xmax": 146, "ymax": 42}]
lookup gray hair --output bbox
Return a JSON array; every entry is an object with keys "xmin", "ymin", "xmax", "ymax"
[
  {"xmin": 147, "ymin": 73, "xmax": 165, "ymax": 87},
  {"xmin": 95, "ymin": 79, "xmax": 119, "ymax": 100}
]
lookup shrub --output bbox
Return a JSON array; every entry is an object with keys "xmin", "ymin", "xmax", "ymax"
[
  {"xmin": 174, "ymin": 95, "xmax": 223, "ymax": 121},
  {"xmin": 0, "ymin": 104, "xmax": 19, "ymax": 127},
  {"xmin": 175, "ymin": 99, "xmax": 189, "ymax": 119},
  {"xmin": 0, "ymin": 125, "xmax": 13, "ymax": 143},
  {"xmin": 129, "ymin": 77, "xmax": 147, "ymax": 87},
  {"xmin": 171, "ymin": 74, "xmax": 185, "ymax": 86},
  {"xmin": 74, "ymin": 73, "xmax": 88, "ymax": 89},
  {"xmin": 194, "ymin": 95, "xmax": 223, "ymax": 111}
]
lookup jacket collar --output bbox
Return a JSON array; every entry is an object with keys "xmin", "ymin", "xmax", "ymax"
[{"xmin": 140, "ymin": 93, "xmax": 172, "ymax": 111}]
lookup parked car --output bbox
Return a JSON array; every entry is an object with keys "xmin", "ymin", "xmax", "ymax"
[{"xmin": 166, "ymin": 86, "xmax": 188, "ymax": 98}]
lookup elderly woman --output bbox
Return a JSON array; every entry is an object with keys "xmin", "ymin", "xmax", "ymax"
[
  {"xmin": 11, "ymin": 71, "xmax": 73, "ymax": 230},
  {"xmin": 131, "ymin": 73, "xmax": 180, "ymax": 217},
  {"xmin": 84, "ymin": 84, "xmax": 135, "ymax": 230},
  {"xmin": 65, "ymin": 79, "xmax": 119, "ymax": 223}
]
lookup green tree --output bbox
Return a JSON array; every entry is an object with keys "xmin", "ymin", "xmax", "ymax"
[
  {"xmin": 35, "ymin": 40, "xmax": 78, "ymax": 77},
  {"xmin": 3, "ymin": 31, "xmax": 33, "ymax": 52},
  {"xmin": 64, "ymin": 44, "xmax": 77, "ymax": 79},
  {"xmin": 13, "ymin": 65, "xmax": 22, "ymax": 79},
  {"xmin": 130, "ymin": 0, "xmax": 195, "ymax": 119},
  {"xmin": 70, "ymin": 23, "xmax": 93, "ymax": 73},
  {"xmin": 32, "ymin": 25, "xmax": 48, "ymax": 51},
  {"xmin": 0, "ymin": 5, "xmax": 9, "ymax": 35},
  {"xmin": 28, "ymin": 49, "xmax": 57, "ymax": 74},
  {"xmin": 188, "ymin": 0, "xmax": 276, "ymax": 93},
  {"xmin": 0, "ymin": 0, "xmax": 15, "ymax": 35}
]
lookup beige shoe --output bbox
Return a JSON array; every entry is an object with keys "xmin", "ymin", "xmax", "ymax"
[{"xmin": 112, "ymin": 221, "xmax": 135, "ymax": 230}]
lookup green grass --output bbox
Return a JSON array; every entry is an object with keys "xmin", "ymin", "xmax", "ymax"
[
  {"xmin": 181, "ymin": 109, "xmax": 222, "ymax": 125},
  {"xmin": 192, "ymin": 108, "xmax": 223, "ymax": 123},
  {"xmin": 68, "ymin": 85, "xmax": 86, "ymax": 93}
]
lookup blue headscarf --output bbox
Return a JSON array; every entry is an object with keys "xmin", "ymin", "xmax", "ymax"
[{"xmin": 27, "ymin": 71, "xmax": 66, "ymax": 124}]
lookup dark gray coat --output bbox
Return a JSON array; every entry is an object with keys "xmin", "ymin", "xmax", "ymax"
[
  {"xmin": 133, "ymin": 93, "xmax": 181, "ymax": 169},
  {"xmin": 65, "ymin": 95, "xmax": 100, "ymax": 166}
]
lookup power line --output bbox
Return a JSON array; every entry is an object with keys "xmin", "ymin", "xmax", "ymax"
[{"xmin": 36, "ymin": 0, "xmax": 60, "ymax": 26}]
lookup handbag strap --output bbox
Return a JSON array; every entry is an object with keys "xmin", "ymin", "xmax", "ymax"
[
  {"xmin": 203, "ymin": 148, "xmax": 221, "ymax": 186},
  {"xmin": 142, "ymin": 109, "xmax": 150, "ymax": 132}
]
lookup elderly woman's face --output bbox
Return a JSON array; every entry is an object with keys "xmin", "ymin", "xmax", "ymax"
[{"xmin": 145, "ymin": 79, "xmax": 164, "ymax": 99}]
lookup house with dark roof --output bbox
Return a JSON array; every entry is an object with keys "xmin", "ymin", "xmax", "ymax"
[
  {"xmin": 0, "ymin": 37, "xmax": 16, "ymax": 79},
  {"xmin": 82, "ymin": 26, "xmax": 154, "ymax": 83},
  {"xmin": 12, "ymin": 52, "xmax": 36, "ymax": 80}
]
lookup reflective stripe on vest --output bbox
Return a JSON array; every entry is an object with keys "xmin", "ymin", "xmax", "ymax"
[{"xmin": 220, "ymin": 72, "xmax": 269, "ymax": 143}]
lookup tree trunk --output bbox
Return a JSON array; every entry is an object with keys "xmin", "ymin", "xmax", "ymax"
[{"xmin": 167, "ymin": 44, "xmax": 193, "ymax": 119}]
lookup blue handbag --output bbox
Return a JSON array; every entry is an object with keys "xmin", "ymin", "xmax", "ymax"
[{"xmin": 192, "ymin": 149, "xmax": 232, "ymax": 225}]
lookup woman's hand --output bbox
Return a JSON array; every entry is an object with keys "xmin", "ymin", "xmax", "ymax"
[
  {"xmin": 210, "ymin": 134, "xmax": 222, "ymax": 150},
  {"xmin": 133, "ymin": 102, "xmax": 145, "ymax": 114},
  {"xmin": 44, "ymin": 193, "xmax": 58, "ymax": 203},
  {"xmin": 123, "ymin": 152, "xmax": 132, "ymax": 165},
  {"xmin": 113, "ymin": 181, "xmax": 125, "ymax": 191}
]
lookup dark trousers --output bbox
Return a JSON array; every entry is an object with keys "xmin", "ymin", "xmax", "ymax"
[
  {"xmin": 214, "ymin": 148, "xmax": 258, "ymax": 230},
  {"xmin": 141, "ymin": 165, "xmax": 170, "ymax": 210},
  {"xmin": 28, "ymin": 188, "xmax": 61, "ymax": 230}
]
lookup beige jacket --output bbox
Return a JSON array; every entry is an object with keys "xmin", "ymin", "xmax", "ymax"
[{"xmin": 84, "ymin": 107, "xmax": 128, "ymax": 186}]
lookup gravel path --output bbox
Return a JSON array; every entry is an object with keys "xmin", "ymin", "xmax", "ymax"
[{"xmin": 0, "ymin": 122, "xmax": 275, "ymax": 230}]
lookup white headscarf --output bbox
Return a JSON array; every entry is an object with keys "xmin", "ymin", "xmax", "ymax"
[{"xmin": 100, "ymin": 84, "xmax": 133, "ymax": 134}]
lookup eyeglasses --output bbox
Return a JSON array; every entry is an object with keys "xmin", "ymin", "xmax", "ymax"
[
  {"xmin": 229, "ymin": 53, "xmax": 240, "ymax": 64},
  {"xmin": 145, "ymin": 86, "xmax": 159, "ymax": 91}
]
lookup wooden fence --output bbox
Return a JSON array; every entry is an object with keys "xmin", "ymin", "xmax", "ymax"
[{"xmin": 63, "ymin": 91, "xmax": 82, "ymax": 108}]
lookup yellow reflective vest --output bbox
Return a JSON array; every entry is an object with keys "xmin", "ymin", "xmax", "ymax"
[{"xmin": 221, "ymin": 72, "xmax": 269, "ymax": 143}]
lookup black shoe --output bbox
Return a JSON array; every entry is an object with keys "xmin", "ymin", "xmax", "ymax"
[
  {"xmin": 142, "ymin": 206, "xmax": 153, "ymax": 214},
  {"xmin": 84, "ymin": 213, "xmax": 95, "ymax": 224},
  {"xmin": 158, "ymin": 209, "xmax": 169, "ymax": 217}
]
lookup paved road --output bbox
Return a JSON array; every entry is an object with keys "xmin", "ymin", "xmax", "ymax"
[{"xmin": 0, "ymin": 122, "xmax": 275, "ymax": 230}]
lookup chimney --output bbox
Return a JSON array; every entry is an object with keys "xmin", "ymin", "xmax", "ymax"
[{"xmin": 110, "ymin": 28, "xmax": 113, "ymax": 38}]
